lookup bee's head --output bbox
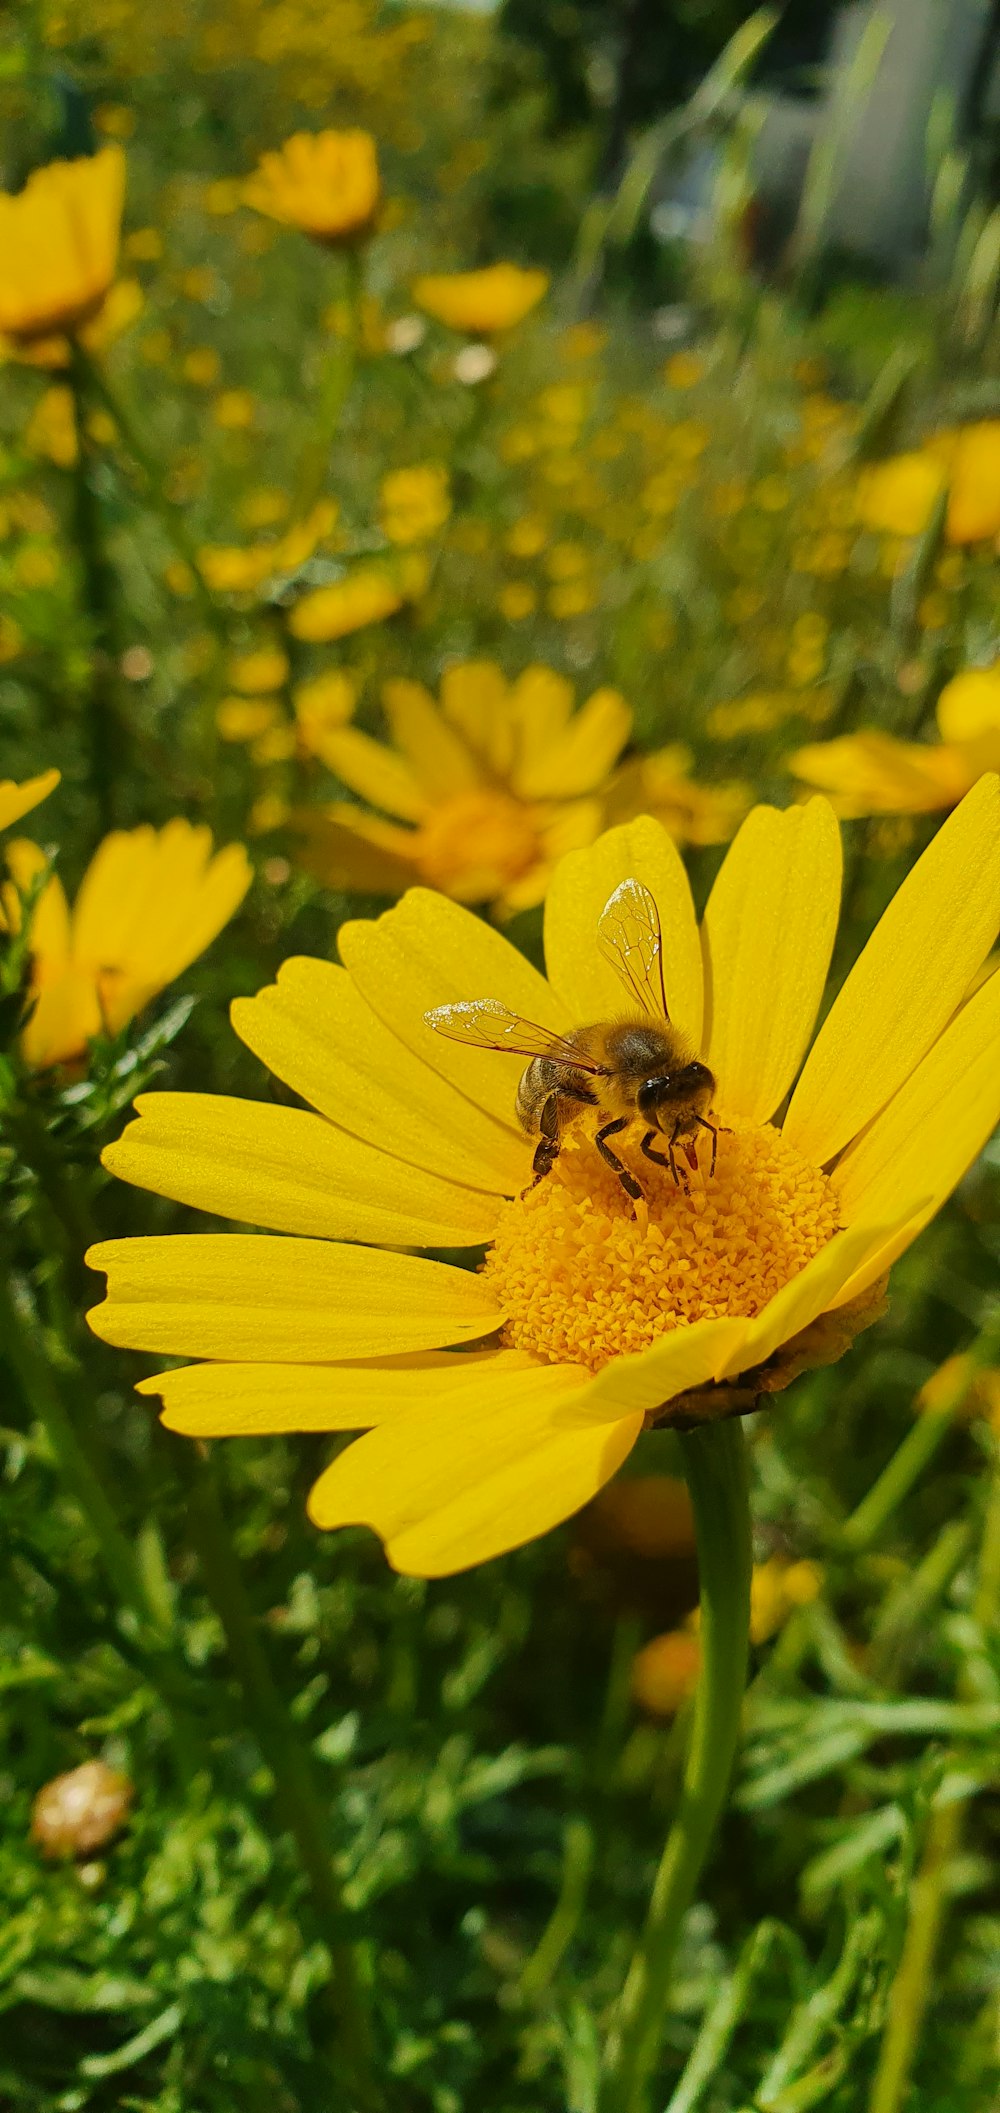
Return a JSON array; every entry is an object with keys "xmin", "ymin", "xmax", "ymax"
[{"xmin": 637, "ymin": 1060, "xmax": 715, "ymax": 1128}]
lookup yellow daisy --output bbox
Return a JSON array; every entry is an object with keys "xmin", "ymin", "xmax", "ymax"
[
  {"xmin": 606, "ymin": 745, "xmax": 750, "ymax": 847},
  {"xmin": 87, "ymin": 783, "xmax": 1000, "ymax": 1576},
  {"xmin": 294, "ymin": 660, "xmax": 632, "ymax": 916},
  {"xmin": 3, "ymin": 819, "xmax": 251, "ymax": 1069},
  {"xmin": 0, "ymin": 148, "xmax": 126, "ymax": 346},
  {"xmin": 243, "ymin": 130, "xmax": 379, "ymax": 244},
  {"xmin": 0, "ymin": 768, "xmax": 60, "ymax": 832},
  {"xmin": 412, "ymin": 264, "xmax": 548, "ymax": 335},
  {"xmin": 791, "ymin": 667, "xmax": 1000, "ymax": 818}
]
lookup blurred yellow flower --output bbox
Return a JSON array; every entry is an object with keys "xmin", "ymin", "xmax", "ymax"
[
  {"xmin": 244, "ymin": 129, "xmax": 380, "ymax": 243},
  {"xmin": 288, "ymin": 564, "xmax": 408, "ymax": 642},
  {"xmin": 379, "ymin": 464, "xmax": 451, "ymax": 546},
  {"xmin": 791, "ymin": 664, "xmax": 1000, "ymax": 818},
  {"xmin": 213, "ymin": 388, "xmax": 255, "ymax": 430},
  {"xmin": 412, "ymin": 263, "xmax": 548, "ymax": 334},
  {"xmin": 498, "ymin": 582, "xmax": 537, "ymax": 621},
  {"xmin": 228, "ymin": 646, "xmax": 290, "ymax": 694},
  {"xmin": 606, "ymin": 746, "xmax": 750, "ymax": 848},
  {"xmin": 293, "ymin": 670, "xmax": 356, "ymax": 755},
  {"xmin": 2, "ymin": 821, "xmax": 252, "ymax": 1069},
  {"xmin": 857, "ymin": 423, "xmax": 1000, "ymax": 546},
  {"xmin": 939, "ymin": 421, "xmax": 1000, "ymax": 544},
  {"xmin": 0, "ymin": 148, "xmax": 125, "ymax": 346},
  {"xmin": 295, "ymin": 661, "xmax": 632, "ymax": 916},
  {"xmin": 0, "ymin": 769, "xmax": 59, "ymax": 832},
  {"xmin": 216, "ymin": 697, "xmax": 282, "ymax": 742},
  {"xmin": 750, "ymin": 1555, "xmax": 823, "ymax": 1643},
  {"xmin": 87, "ymin": 784, "xmax": 1000, "ymax": 1575},
  {"xmin": 631, "ymin": 1629, "xmax": 701, "ymax": 1715},
  {"xmin": 25, "ymin": 385, "xmax": 78, "ymax": 468}
]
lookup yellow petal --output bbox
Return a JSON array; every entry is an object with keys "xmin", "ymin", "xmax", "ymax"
[
  {"xmin": 511, "ymin": 686, "xmax": 631, "ymax": 801},
  {"xmin": 0, "ymin": 768, "xmax": 60, "ymax": 831},
  {"xmin": 582, "ymin": 1313, "xmax": 751, "ymax": 1418},
  {"xmin": 86, "ymin": 1235, "xmax": 502, "ymax": 1361},
  {"xmin": 72, "ymin": 821, "xmax": 251, "ymax": 1011},
  {"xmin": 790, "ymin": 732, "xmax": 966, "ymax": 817},
  {"xmin": 293, "ymin": 808, "xmax": 419, "ymax": 897},
  {"xmin": 439, "ymin": 662, "xmax": 512, "ymax": 773},
  {"xmin": 309, "ymin": 725, "xmax": 427, "ymax": 821},
  {"xmin": 307, "ymin": 1370, "xmax": 641, "ymax": 1575},
  {"xmin": 543, "ymin": 816, "xmax": 704, "ymax": 1045},
  {"xmin": 5, "ymin": 839, "xmax": 71, "ymax": 963},
  {"xmin": 382, "ymin": 678, "xmax": 483, "ymax": 799},
  {"xmin": 834, "ymin": 963, "xmax": 1000, "ymax": 1233},
  {"xmin": 139, "ymin": 1345, "xmax": 542, "ymax": 1434},
  {"xmin": 103, "ymin": 1092, "xmax": 500, "ymax": 1246},
  {"xmin": 785, "ymin": 775, "xmax": 1000, "ymax": 1165},
  {"xmin": 716, "ymin": 1214, "xmax": 903, "ymax": 1381},
  {"xmin": 232, "ymin": 957, "xmax": 526, "ymax": 1191},
  {"xmin": 337, "ymin": 888, "xmax": 564, "ymax": 1129},
  {"xmin": 702, "ymin": 798, "xmax": 842, "ymax": 1122},
  {"xmin": 936, "ymin": 667, "xmax": 1000, "ymax": 744}
]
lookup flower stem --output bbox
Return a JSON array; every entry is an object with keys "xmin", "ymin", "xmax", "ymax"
[
  {"xmin": 170, "ymin": 1441, "xmax": 382, "ymax": 2108},
  {"xmin": 69, "ymin": 345, "xmax": 120, "ymax": 831},
  {"xmin": 295, "ymin": 248, "xmax": 363, "ymax": 516},
  {"xmin": 601, "ymin": 1418, "xmax": 753, "ymax": 2113}
]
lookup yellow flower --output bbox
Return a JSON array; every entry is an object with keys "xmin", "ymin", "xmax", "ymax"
[
  {"xmin": 940, "ymin": 421, "xmax": 1000, "ymax": 544},
  {"xmin": 292, "ymin": 670, "xmax": 356, "ymax": 755},
  {"xmin": 606, "ymin": 747, "xmax": 750, "ymax": 848},
  {"xmin": 295, "ymin": 662, "xmax": 632, "ymax": 916},
  {"xmin": 25, "ymin": 385, "xmax": 78, "ymax": 467},
  {"xmin": 243, "ymin": 130, "xmax": 380, "ymax": 244},
  {"xmin": 632, "ymin": 1629, "xmax": 701, "ymax": 1715},
  {"xmin": 87, "ymin": 782, "xmax": 1000, "ymax": 1576},
  {"xmin": 3, "ymin": 820, "xmax": 251, "ymax": 1069},
  {"xmin": 749, "ymin": 1555, "xmax": 822, "ymax": 1643},
  {"xmin": 791, "ymin": 664, "xmax": 1000, "ymax": 818},
  {"xmin": 856, "ymin": 424, "xmax": 1000, "ymax": 546},
  {"xmin": 412, "ymin": 263, "xmax": 548, "ymax": 335},
  {"xmin": 228, "ymin": 646, "xmax": 290, "ymax": 694},
  {"xmin": 288, "ymin": 564, "xmax": 407, "ymax": 642},
  {"xmin": 379, "ymin": 465, "xmax": 451, "ymax": 546},
  {"xmin": 0, "ymin": 768, "xmax": 59, "ymax": 832},
  {"xmin": 216, "ymin": 697, "xmax": 282, "ymax": 743},
  {"xmin": 0, "ymin": 148, "xmax": 126, "ymax": 346}
]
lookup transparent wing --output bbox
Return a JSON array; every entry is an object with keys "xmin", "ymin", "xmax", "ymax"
[
  {"xmin": 424, "ymin": 999, "xmax": 605, "ymax": 1071},
  {"xmin": 597, "ymin": 878, "xmax": 669, "ymax": 1019}
]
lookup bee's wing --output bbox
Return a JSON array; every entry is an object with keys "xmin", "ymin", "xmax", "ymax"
[
  {"xmin": 424, "ymin": 999, "xmax": 606, "ymax": 1071},
  {"xmin": 597, "ymin": 878, "xmax": 669, "ymax": 1019}
]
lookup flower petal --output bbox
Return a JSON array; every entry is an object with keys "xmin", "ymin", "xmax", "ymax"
[
  {"xmin": 292, "ymin": 808, "xmax": 419, "ymax": 897},
  {"xmin": 833, "ymin": 962, "xmax": 1000, "ymax": 1232},
  {"xmin": 86, "ymin": 1236, "xmax": 502, "ymax": 1361},
  {"xmin": 785, "ymin": 774, "xmax": 1000, "ymax": 1164},
  {"xmin": 790, "ymin": 732, "xmax": 967, "ymax": 818},
  {"xmin": 307, "ymin": 1372, "xmax": 642, "ymax": 1575},
  {"xmin": 232, "ymin": 958, "xmax": 528, "ymax": 1192},
  {"xmin": 310, "ymin": 725, "xmax": 427, "ymax": 821},
  {"xmin": 582, "ymin": 1314, "xmax": 750, "ymax": 1417},
  {"xmin": 715, "ymin": 1213, "xmax": 906, "ymax": 1381},
  {"xmin": 543, "ymin": 816, "xmax": 704, "ymax": 1045},
  {"xmin": 337, "ymin": 888, "xmax": 565, "ymax": 1128},
  {"xmin": 512, "ymin": 687, "xmax": 632, "ymax": 800},
  {"xmin": 382, "ymin": 678, "xmax": 483, "ymax": 798},
  {"xmin": 702, "ymin": 798, "xmax": 842, "ymax": 1122},
  {"xmin": 0, "ymin": 767, "xmax": 60, "ymax": 832},
  {"xmin": 139, "ymin": 1346, "xmax": 545, "ymax": 1434},
  {"xmin": 103, "ymin": 1092, "xmax": 500, "ymax": 1246}
]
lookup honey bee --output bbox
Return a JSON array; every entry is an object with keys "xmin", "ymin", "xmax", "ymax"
[{"xmin": 425, "ymin": 878, "xmax": 721, "ymax": 1204}]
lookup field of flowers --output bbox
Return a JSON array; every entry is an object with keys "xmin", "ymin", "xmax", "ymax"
[{"xmin": 2, "ymin": 5, "xmax": 999, "ymax": 2111}]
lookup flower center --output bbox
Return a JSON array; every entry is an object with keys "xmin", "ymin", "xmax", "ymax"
[
  {"xmin": 412, "ymin": 790, "xmax": 541, "ymax": 897},
  {"xmin": 485, "ymin": 1118, "xmax": 841, "ymax": 1373}
]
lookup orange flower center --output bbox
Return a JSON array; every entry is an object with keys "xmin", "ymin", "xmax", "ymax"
[
  {"xmin": 412, "ymin": 790, "xmax": 541, "ymax": 898},
  {"xmin": 485, "ymin": 1118, "xmax": 840, "ymax": 1372}
]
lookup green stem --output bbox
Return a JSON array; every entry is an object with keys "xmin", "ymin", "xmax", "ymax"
[
  {"xmin": 69, "ymin": 345, "xmax": 119, "ymax": 831},
  {"xmin": 295, "ymin": 248, "xmax": 363, "ymax": 516},
  {"xmin": 600, "ymin": 1419, "xmax": 753, "ymax": 2113},
  {"xmin": 840, "ymin": 1320, "xmax": 1000, "ymax": 1552},
  {"xmin": 170, "ymin": 1442, "xmax": 382, "ymax": 2108}
]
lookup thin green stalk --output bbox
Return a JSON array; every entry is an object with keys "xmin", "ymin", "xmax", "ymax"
[
  {"xmin": 69, "ymin": 345, "xmax": 119, "ymax": 831},
  {"xmin": 295, "ymin": 248, "xmax": 364, "ymax": 516},
  {"xmin": 840, "ymin": 1318, "xmax": 1000, "ymax": 1552},
  {"xmin": 518, "ymin": 1817, "xmax": 594, "ymax": 2003},
  {"xmin": 170, "ymin": 1442, "xmax": 382, "ymax": 2109},
  {"xmin": 600, "ymin": 1419, "xmax": 752, "ymax": 2113}
]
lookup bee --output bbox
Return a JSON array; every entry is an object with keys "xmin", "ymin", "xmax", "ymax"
[{"xmin": 424, "ymin": 878, "xmax": 721, "ymax": 1205}]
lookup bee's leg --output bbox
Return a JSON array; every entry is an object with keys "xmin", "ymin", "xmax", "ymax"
[
  {"xmin": 639, "ymin": 1129, "xmax": 671, "ymax": 1171},
  {"xmin": 693, "ymin": 1114, "xmax": 729, "ymax": 1177},
  {"xmin": 638, "ymin": 1125, "xmax": 689, "ymax": 1194},
  {"xmin": 595, "ymin": 1117, "xmax": 643, "ymax": 1204},
  {"xmin": 528, "ymin": 1092, "xmax": 563, "ymax": 1190}
]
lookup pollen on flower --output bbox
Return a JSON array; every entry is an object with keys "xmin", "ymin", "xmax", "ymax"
[{"xmin": 485, "ymin": 1119, "xmax": 841, "ymax": 1372}]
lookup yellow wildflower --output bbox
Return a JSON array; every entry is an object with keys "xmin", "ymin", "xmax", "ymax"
[
  {"xmin": 292, "ymin": 671, "xmax": 356, "ymax": 757},
  {"xmin": 216, "ymin": 697, "xmax": 282, "ymax": 743},
  {"xmin": 228, "ymin": 647, "xmax": 290, "ymax": 694},
  {"xmin": 632, "ymin": 1629, "xmax": 701, "ymax": 1715},
  {"xmin": 791, "ymin": 664, "xmax": 1000, "ymax": 818},
  {"xmin": 288, "ymin": 565, "xmax": 407, "ymax": 643},
  {"xmin": 498, "ymin": 583, "xmax": 537, "ymax": 622},
  {"xmin": 606, "ymin": 747, "xmax": 750, "ymax": 848},
  {"xmin": 412, "ymin": 263, "xmax": 548, "ymax": 335},
  {"xmin": 750, "ymin": 1555, "xmax": 823, "ymax": 1643},
  {"xmin": 3, "ymin": 821, "xmax": 251, "ymax": 1070},
  {"xmin": 87, "ymin": 783, "xmax": 1000, "ymax": 1575},
  {"xmin": 379, "ymin": 464, "xmax": 451, "ymax": 546},
  {"xmin": 244, "ymin": 130, "xmax": 380, "ymax": 244},
  {"xmin": 295, "ymin": 661, "xmax": 632, "ymax": 917},
  {"xmin": 940, "ymin": 421, "xmax": 1000, "ymax": 544},
  {"xmin": 25, "ymin": 385, "xmax": 78, "ymax": 467},
  {"xmin": 213, "ymin": 388, "xmax": 255, "ymax": 430},
  {"xmin": 857, "ymin": 423, "xmax": 1000, "ymax": 546},
  {"xmin": 0, "ymin": 148, "xmax": 125, "ymax": 346},
  {"xmin": 0, "ymin": 769, "xmax": 59, "ymax": 832}
]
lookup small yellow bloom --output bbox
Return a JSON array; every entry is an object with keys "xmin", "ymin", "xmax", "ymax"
[
  {"xmin": 941, "ymin": 421, "xmax": 1000, "ymax": 544},
  {"xmin": 228, "ymin": 646, "xmax": 290, "ymax": 694},
  {"xmin": 750, "ymin": 1555, "xmax": 823, "ymax": 1644},
  {"xmin": 295, "ymin": 661, "xmax": 632, "ymax": 917},
  {"xmin": 183, "ymin": 346, "xmax": 222, "ymax": 387},
  {"xmin": 379, "ymin": 464, "xmax": 450, "ymax": 546},
  {"xmin": 288, "ymin": 565, "xmax": 407, "ymax": 643},
  {"xmin": 87, "ymin": 782, "xmax": 1000, "ymax": 1575},
  {"xmin": 412, "ymin": 263, "xmax": 548, "ymax": 335},
  {"xmin": 632, "ymin": 1629, "xmax": 701, "ymax": 1715},
  {"xmin": 498, "ymin": 582, "xmax": 537, "ymax": 621},
  {"xmin": 663, "ymin": 351, "xmax": 704, "ymax": 389},
  {"xmin": 216, "ymin": 696, "xmax": 282, "ymax": 743},
  {"xmin": 213, "ymin": 388, "xmax": 255, "ymax": 430},
  {"xmin": 25, "ymin": 385, "xmax": 78, "ymax": 467},
  {"xmin": 0, "ymin": 769, "xmax": 59, "ymax": 832},
  {"xmin": 0, "ymin": 148, "xmax": 125, "ymax": 345},
  {"xmin": 292, "ymin": 671, "xmax": 356, "ymax": 756},
  {"xmin": 3, "ymin": 820, "xmax": 251, "ymax": 1069},
  {"xmin": 791, "ymin": 663, "xmax": 1000, "ymax": 819},
  {"xmin": 606, "ymin": 747, "xmax": 750, "ymax": 848},
  {"xmin": 244, "ymin": 130, "xmax": 380, "ymax": 244}
]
